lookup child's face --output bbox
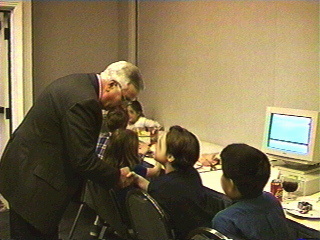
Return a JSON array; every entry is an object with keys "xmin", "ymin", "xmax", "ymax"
[
  {"xmin": 154, "ymin": 132, "xmax": 168, "ymax": 164},
  {"xmin": 127, "ymin": 105, "xmax": 140, "ymax": 124}
]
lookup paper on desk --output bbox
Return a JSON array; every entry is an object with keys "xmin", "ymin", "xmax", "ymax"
[
  {"xmin": 283, "ymin": 200, "xmax": 320, "ymax": 219},
  {"xmin": 197, "ymin": 153, "xmax": 220, "ymax": 166}
]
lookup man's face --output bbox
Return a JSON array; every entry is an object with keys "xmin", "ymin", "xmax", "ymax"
[
  {"xmin": 100, "ymin": 80, "xmax": 122, "ymax": 110},
  {"xmin": 100, "ymin": 81, "xmax": 139, "ymax": 110}
]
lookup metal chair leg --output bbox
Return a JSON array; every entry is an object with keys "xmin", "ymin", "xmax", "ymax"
[
  {"xmin": 68, "ymin": 203, "xmax": 85, "ymax": 239},
  {"xmin": 98, "ymin": 225, "xmax": 108, "ymax": 239}
]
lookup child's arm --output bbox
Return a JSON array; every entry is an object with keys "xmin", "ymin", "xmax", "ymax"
[
  {"xmin": 146, "ymin": 162, "xmax": 162, "ymax": 178},
  {"xmin": 129, "ymin": 172, "xmax": 150, "ymax": 191}
]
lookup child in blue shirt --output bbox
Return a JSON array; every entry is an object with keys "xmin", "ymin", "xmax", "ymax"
[{"xmin": 211, "ymin": 143, "xmax": 293, "ymax": 240}]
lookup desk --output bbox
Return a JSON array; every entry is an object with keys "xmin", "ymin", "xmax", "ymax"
[{"xmin": 197, "ymin": 141, "xmax": 320, "ymax": 232}]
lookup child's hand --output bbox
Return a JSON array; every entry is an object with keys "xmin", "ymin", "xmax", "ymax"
[{"xmin": 145, "ymin": 161, "xmax": 163, "ymax": 178}]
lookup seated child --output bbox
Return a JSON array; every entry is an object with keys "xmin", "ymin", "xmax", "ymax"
[
  {"xmin": 126, "ymin": 100, "xmax": 162, "ymax": 131},
  {"xmin": 131, "ymin": 125, "xmax": 215, "ymax": 239},
  {"xmin": 91, "ymin": 108, "xmax": 130, "ymax": 237},
  {"xmin": 96, "ymin": 106, "xmax": 129, "ymax": 159},
  {"xmin": 103, "ymin": 129, "xmax": 161, "ymax": 219},
  {"xmin": 103, "ymin": 128, "xmax": 161, "ymax": 187},
  {"xmin": 91, "ymin": 111, "xmax": 160, "ymax": 237},
  {"xmin": 211, "ymin": 143, "xmax": 292, "ymax": 240}
]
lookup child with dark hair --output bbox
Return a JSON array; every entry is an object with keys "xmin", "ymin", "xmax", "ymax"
[
  {"xmin": 91, "ymin": 108, "xmax": 130, "ymax": 238},
  {"xmin": 126, "ymin": 100, "xmax": 162, "ymax": 130},
  {"xmin": 104, "ymin": 107, "xmax": 129, "ymax": 133},
  {"xmin": 211, "ymin": 143, "xmax": 292, "ymax": 240},
  {"xmin": 131, "ymin": 125, "xmax": 214, "ymax": 239},
  {"xmin": 104, "ymin": 128, "xmax": 161, "ymax": 177},
  {"xmin": 90, "ymin": 129, "xmax": 161, "ymax": 237},
  {"xmin": 96, "ymin": 107, "xmax": 129, "ymax": 159},
  {"xmin": 103, "ymin": 129, "xmax": 150, "ymax": 177},
  {"xmin": 103, "ymin": 129, "xmax": 140, "ymax": 167},
  {"xmin": 104, "ymin": 129, "xmax": 161, "ymax": 210}
]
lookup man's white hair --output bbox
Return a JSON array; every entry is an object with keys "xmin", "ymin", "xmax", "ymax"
[{"xmin": 100, "ymin": 61, "xmax": 144, "ymax": 91}]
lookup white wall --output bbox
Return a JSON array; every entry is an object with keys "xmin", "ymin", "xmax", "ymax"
[{"xmin": 137, "ymin": 1, "xmax": 319, "ymax": 149}]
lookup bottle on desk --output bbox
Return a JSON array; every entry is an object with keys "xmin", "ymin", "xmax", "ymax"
[{"xmin": 271, "ymin": 179, "xmax": 283, "ymax": 202}]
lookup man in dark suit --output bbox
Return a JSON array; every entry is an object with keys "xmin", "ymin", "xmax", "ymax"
[{"xmin": 0, "ymin": 61, "xmax": 144, "ymax": 239}]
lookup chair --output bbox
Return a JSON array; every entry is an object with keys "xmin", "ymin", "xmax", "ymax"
[
  {"xmin": 86, "ymin": 180, "xmax": 134, "ymax": 239},
  {"xmin": 187, "ymin": 227, "xmax": 232, "ymax": 240},
  {"xmin": 68, "ymin": 181, "xmax": 95, "ymax": 239},
  {"xmin": 203, "ymin": 187, "xmax": 232, "ymax": 216},
  {"xmin": 126, "ymin": 189, "xmax": 175, "ymax": 240},
  {"xmin": 286, "ymin": 218, "xmax": 320, "ymax": 239}
]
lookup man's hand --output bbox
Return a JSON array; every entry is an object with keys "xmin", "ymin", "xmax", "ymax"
[
  {"xmin": 126, "ymin": 171, "xmax": 150, "ymax": 191},
  {"xmin": 117, "ymin": 167, "xmax": 134, "ymax": 188}
]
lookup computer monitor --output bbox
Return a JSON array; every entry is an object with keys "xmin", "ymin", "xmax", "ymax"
[{"xmin": 262, "ymin": 107, "xmax": 320, "ymax": 170}]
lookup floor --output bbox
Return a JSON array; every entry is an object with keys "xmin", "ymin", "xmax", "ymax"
[{"xmin": 0, "ymin": 202, "xmax": 124, "ymax": 240}]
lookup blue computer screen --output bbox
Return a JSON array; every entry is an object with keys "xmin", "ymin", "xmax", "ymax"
[{"xmin": 268, "ymin": 113, "xmax": 311, "ymax": 154}]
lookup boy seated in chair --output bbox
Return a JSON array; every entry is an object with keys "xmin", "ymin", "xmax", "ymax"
[
  {"xmin": 130, "ymin": 125, "xmax": 217, "ymax": 239},
  {"xmin": 211, "ymin": 143, "xmax": 292, "ymax": 240}
]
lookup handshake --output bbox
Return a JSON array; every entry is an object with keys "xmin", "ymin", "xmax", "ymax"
[
  {"xmin": 117, "ymin": 167, "xmax": 137, "ymax": 188},
  {"xmin": 117, "ymin": 167, "xmax": 150, "ymax": 191}
]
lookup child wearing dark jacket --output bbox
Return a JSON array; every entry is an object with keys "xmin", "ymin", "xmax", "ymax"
[{"xmin": 131, "ymin": 125, "xmax": 215, "ymax": 239}]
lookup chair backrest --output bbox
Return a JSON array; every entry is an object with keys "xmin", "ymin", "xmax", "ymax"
[
  {"xmin": 187, "ymin": 227, "xmax": 232, "ymax": 240},
  {"xmin": 86, "ymin": 180, "xmax": 131, "ymax": 239},
  {"xmin": 203, "ymin": 187, "xmax": 232, "ymax": 216},
  {"xmin": 126, "ymin": 189, "xmax": 175, "ymax": 240}
]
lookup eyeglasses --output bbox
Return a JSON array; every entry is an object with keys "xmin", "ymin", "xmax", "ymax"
[
  {"xmin": 122, "ymin": 95, "xmax": 137, "ymax": 102},
  {"xmin": 121, "ymin": 96, "xmax": 132, "ymax": 108},
  {"xmin": 108, "ymin": 80, "xmax": 120, "ymax": 89},
  {"xmin": 121, "ymin": 92, "xmax": 138, "ymax": 108},
  {"xmin": 120, "ymin": 83, "xmax": 138, "ymax": 103}
]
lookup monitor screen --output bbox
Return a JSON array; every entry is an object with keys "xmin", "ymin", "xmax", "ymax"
[
  {"xmin": 262, "ymin": 107, "xmax": 319, "ymax": 165},
  {"xmin": 267, "ymin": 113, "xmax": 311, "ymax": 155}
]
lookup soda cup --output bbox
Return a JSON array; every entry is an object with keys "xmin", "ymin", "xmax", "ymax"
[{"xmin": 270, "ymin": 179, "xmax": 283, "ymax": 202}]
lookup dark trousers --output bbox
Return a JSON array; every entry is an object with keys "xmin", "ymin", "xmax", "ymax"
[{"xmin": 10, "ymin": 208, "xmax": 59, "ymax": 240}]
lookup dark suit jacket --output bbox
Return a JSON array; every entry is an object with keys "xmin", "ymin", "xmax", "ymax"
[{"xmin": 0, "ymin": 73, "xmax": 120, "ymax": 234}]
